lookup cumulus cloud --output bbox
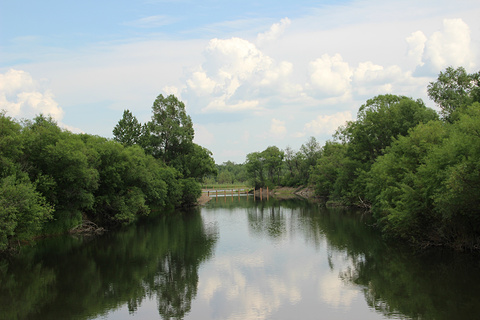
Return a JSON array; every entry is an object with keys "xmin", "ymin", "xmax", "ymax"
[
  {"xmin": 183, "ymin": 37, "xmax": 299, "ymax": 114},
  {"xmin": 257, "ymin": 18, "xmax": 291, "ymax": 45},
  {"xmin": 0, "ymin": 69, "xmax": 64, "ymax": 121},
  {"xmin": 352, "ymin": 62, "xmax": 404, "ymax": 97},
  {"xmin": 406, "ymin": 30, "xmax": 427, "ymax": 67},
  {"xmin": 203, "ymin": 98, "xmax": 259, "ymax": 112},
  {"xmin": 416, "ymin": 18, "xmax": 475, "ymax": 74},
  {"xmin": 306, "ymin": 54, "xmax": 352, "ymax": 99},
  {"xmin": 303, "ymin": 111, "xmax": 352, "ymax": 136}
]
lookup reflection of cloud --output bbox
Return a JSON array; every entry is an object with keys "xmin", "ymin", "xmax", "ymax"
[
  {"xmin": 319, "ymin": 272, "xmax": 359, "ymax": 308},
  {"xmin": 197, "ymin": 251, "xmax": 308, "ymax": 320}
]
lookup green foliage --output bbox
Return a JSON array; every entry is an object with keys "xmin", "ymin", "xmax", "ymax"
[
  {"xmin": 22, "ymin": 118, "xmax": 99, "ymax": 215},
  {"xmin": 427, "ymin": 66, "xmax": 480, "ymax": 122},
  {"xmin": 214, "ymin": 161, "xmax": 247, "ymax": 185},
  {"xmin": 310, "ymin": 141, "xmax": 347, "ymax": 199},
  {"xmin": 366, "ymin": 120, "xmax": 447, "ymax": 241},
  {"xmin": 0, "ymin": 174, "xmax": 53, "ymax": 250},
  {"xmin": 176, "ymin": 143, "xmax": 217, "ymax": 182},
  {"xmin": 327, "ymin": 94, "xmax": 438, "ymax": 204},
  {"xmin": 0, "ymin": 112, "xmax": 23, "ymax": 177},
  {"xmin": 112, "ymin": 109, "xmax": 143, "ymax": 146},
  {"xmin": 179, "ymin": 178, "xmax": 202, "ymax": 207},
  {"xmin": 148, "ymin": 94, "xmax": 195, "ymax": 165},
  {"xmin": 245, "ymin": 146, "xmax": 284, "ymax": 188},
  {"xmin": 112, "ymin": 94, "xmax": 216, "ymax": 200},
  {"xmin": 245, "ymin": 151, "xmax": 265, "ymax": 188},
  {"xmin": 0, "ymin": 96, "xmax": 216, "ymax": 250},
  {"xmin": 366, "ymin": 102, "xmax": 480, "ymax": 249}
]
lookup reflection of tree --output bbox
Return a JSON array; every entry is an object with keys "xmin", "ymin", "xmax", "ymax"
[
  {"xmin": 154, "ymin": 254, "xmax": 198, "ymax": 319},
  {"xmin": 247, "ymin": 203, "xmax": 286, "ymax": 239},
  {"xmin": 0, "ymin": 258, "xmax": 56, "ymax": 320},
  {"xmin": 299, "ymin": 205, "xmax": 480, "ymax": 320},
  {"xmin": 0, "ymin": 207, "xmax": 218, "ymax": 320}
]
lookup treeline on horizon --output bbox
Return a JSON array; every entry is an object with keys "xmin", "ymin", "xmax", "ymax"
[
  {"xmin": 212, "ymin": 66, "xmax": 480, "ymax": 251},
  {"xmin": 0, "ymin": 94, "xmax": 216, "ymax": 251}
]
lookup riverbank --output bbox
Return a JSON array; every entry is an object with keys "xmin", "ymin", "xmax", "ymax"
[{"xmin": 197, "ymin": 186, "xmax": 316, "ymax": 205}]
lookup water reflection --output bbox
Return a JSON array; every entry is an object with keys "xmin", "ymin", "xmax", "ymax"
[
  {"xmin": 1, "ymin": 198, "xmax": 480, "ymax": 319},
  {"xmin": 197, "ymin": 197, "xmax": 480, "ymax": 320},
  {"xmin": 0, "ymin": 207, "xmax": 218, "ymax": 320}
]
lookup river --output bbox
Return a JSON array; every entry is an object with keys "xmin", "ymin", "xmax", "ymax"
[{"xmin": 1, "ymin": 196, "xmax": 479, "ymax": 319}]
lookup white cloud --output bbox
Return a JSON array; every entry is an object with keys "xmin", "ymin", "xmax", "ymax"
[
  {"xmin": 418, "ymin": 18, "xmax": 475, "ymax": 74},
  {"xmin": 257, "ymin": 18, "xmax": 291, "ymax": 46},
  {"xmin": 303, "ymin": 111, "xmax": 352, "ymax": 136},
  {"xmin": 269, "ymin": 118, "xmax": 287, "ymax": 137},
  {"xmin": 162, "ymin": 85, "xmax": 181, "ymax": 98},
  {"xmin": 203, "ymin": 98, "xmax": 259, "ymax": 113},
  {"xmin": 186, "ymin": 70, "xmax": 217, "ymax": 96},
  {"xmin": 307, "ymin": 54, "xmax": 352, "ymax": 98},
  {"xmin": 0, "ymin": 69, "xmax": 64, "ymax": 120},
  {"xmin": 406, "ymin": 31, "xmax": 427, "ymax": 67},
  {"xmin": 352, "ymin": 62, "xmax": 404, "ymax": 97},
  {"xmin": 183, "ymin": 37, "xmax": 299, "ymax": 113}
]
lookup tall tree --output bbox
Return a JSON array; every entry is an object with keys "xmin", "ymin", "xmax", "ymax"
[
  {"xmin": 147, "ymin": 94, "xmax": 195, "ymax": 165},
  {"xmin": 113, "ymin": 109, "xmax": 143, "ymax": 147},
  {"xmin": 427, "ymin": 66, "xmax": 480, "ymax": 122}
]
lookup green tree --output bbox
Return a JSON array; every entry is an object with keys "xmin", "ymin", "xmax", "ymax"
[
  {"xmin": 113, "ymin": 109, "xmax": 143, "ymax": 147},
  {"xmin": 262, "ymin": 146, "xmax": 284, "ymax": 186},
  {"xmin": 21, "ymin": 116, "xmax": 99, "ymax": 228},
  {"xmin": 427, "ymin": 66, "xmax": 480, "ymax": 122},
  {"xmin": 298, "ymin": 137, "xmax": 321, "ymax": 185},
  {"xmin": 366, "ymin": 120, "xmax": 447, "ymax": 241},
  {"xmin": 0, "ymin": 112, "xmax": 23, "ymax": 177},
  {"xmin": 310, "ymin": 141, "xmax": 347, "ymax": 199},
  {"xmin": 331, "ymin": 94, "xmax": 438, "ymax": 204},
  {"xmin": 84, "ymin": 136, "xmax": 168, "ymax": 225},
  {"xmin": 245, "ymin": 151, "xmax": 265, "ymax": 189},
  {"xmin": 173, "ymin": 143, "xmax": 217, "ymax": 182},
  {"xmin": 0, "ymin": 174, "xmax": 53, "ymax": 250},
  {"xmin": 147, "ymin": 94, "xmax": 195, "ymax": 166}
]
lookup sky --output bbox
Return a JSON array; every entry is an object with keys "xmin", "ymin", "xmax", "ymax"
[{"xmin": 1, "ymin": 0, "xmax": 480, "ymax": 164}]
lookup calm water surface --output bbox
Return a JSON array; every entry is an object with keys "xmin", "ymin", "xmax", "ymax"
[{"xmin": 1, "ymin": 197, "xmax": 480, "ymax": 319}]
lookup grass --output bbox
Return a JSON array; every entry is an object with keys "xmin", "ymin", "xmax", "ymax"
[{"xmin": 201, "ymin": 183, "xmax": 249, "ymax": 190}]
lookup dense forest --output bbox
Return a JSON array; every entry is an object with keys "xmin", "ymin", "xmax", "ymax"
[
  {"xmin": 219, "ymin": 66, "xmax": 480, "ymax": 251},
  {"xmin": 0, "ymin": 94, "xmax": 216, "ymax": 251}
]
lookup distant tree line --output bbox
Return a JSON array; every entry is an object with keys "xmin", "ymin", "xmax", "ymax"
[
  {"xmin": 241, "ymin": 66, "xmax": 480, "ymax": 250},
  {"xmin": 0, "ymin": 94, "xmax": 216, "ymax": 251}
]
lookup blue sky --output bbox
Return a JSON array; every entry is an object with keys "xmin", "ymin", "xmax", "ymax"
[{"xmin": 1, "ymin": 0, "xmax": 480, "ymax": 163}]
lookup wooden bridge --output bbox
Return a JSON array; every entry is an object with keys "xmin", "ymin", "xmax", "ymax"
[{"xmin": 202, "ymin": 187, "xmax": 271, "ymax": 200}]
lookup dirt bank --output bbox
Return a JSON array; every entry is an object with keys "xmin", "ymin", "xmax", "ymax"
[{"xmin": 197, "ymin": 193, "xmax": 212, "ymax": 206}]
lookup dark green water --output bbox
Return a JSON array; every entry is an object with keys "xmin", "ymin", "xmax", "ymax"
[{"xmin": 1, "ymin": 197, "xmax": 480, "ymax": 320}]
